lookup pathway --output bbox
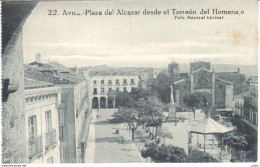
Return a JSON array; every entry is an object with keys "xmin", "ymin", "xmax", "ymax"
[{"xmin": 85, "ymin": 109, "xmax": 144, "ymax": 163}]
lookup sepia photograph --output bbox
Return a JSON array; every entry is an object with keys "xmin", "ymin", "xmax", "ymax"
[{"xmin": 1, "ymin": 0, "xmax": 258, "ymax": 165}]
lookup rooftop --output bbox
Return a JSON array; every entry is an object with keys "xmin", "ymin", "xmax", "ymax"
[
  {"xmin": 24, "ymin": 61, "xmax": 85, "ymax": 84},
  {"xmin": 216, "ymin": 78, "xmax": 233, "ymax": 85},
  {"xmin": 234, "ymin": 91, "xmax": 251, "ymax": 98},
  {"xmin": 25, "ymin": 78, "xmax": 54, "ymax": 90}
]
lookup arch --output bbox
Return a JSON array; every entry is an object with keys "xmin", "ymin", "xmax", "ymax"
[
  {"xmin": 92, "ymin": 97, "xmax": 99, "ymax": 109},
  {"xmin": 107, "ymin": 96, "xmax": 114, "ymax": 108},
  {"xmin": 100, "ymin": 97, "xmax": 107, "ymax": 109}
]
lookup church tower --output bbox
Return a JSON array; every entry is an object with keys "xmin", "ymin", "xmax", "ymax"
[{"xmin": 168, "ymin": 60, "xmax": 179, "ymax": 77}]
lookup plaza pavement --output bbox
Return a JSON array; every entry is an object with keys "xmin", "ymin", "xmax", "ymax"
[
  {"xmin": 85, "ymin": 109, "xmax": 230, "ymax": 163},
  {"xmin": 85, "ymin": 109, "xmax": 144, "ymax": 163}
]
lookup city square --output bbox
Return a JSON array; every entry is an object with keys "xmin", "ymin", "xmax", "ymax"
[{"xmin": 1, "ymin": 0, "xmax": 258, "ymax": 164}]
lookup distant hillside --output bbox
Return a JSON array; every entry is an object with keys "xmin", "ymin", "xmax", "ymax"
[
  {"xmin": 178, "ymin": 64, "xmax": 257, "ymax": 77},
  {"xmin": 78, "ymin": 63, "xmax": 257, "ymax": 77}
]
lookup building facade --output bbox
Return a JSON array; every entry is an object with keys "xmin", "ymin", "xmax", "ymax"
[
  {"xmin": 24, "ymin": 61, "xmax": 90, "ymax": 163},
  {"xmin": 87, "ymin": 71, "xmax": 139, "ymax": 109},
  {"xmin": 24, "ymin": 79, "xmax": 61, "ymax": 163},
  {"xmin": 173, "ymin": 61, "xmax": 247, "ymax": 109},
  {"xmin": 234, "ymin": 76, "xmax": 258, "ymax": 127}
]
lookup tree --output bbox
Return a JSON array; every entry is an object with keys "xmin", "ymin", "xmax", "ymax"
[
  {"xmin": 141, "ymin": 142, "xmax": 187, "ymax": 162},
  {"xmin": 111, "ymin": 107, "xmax": 140, "ymax": 140},
  {"xmin": 137, "ymin": 96, "xmax": 165, "ymax": 142},
  {"xmin": 223, "ymin": 134, "xmax": 248, "ymax": 158},
  {"xmin": 183, "ymin": 92, "xmax": 211, "ymax": 119},
  {"xmin": 187, "ymin": 149, "xmax": 218, "ymax": 162},
  {"xmin": 150, "ymin": 73, "xmax": 175, "ymax": 104}
]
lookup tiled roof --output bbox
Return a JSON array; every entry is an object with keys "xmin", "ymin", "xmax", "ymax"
[
  {"xmin": 24, "ymin": 63, "xmax": 85, "ymax": 84},
  {"xmin": 25, "ymin": 78, "xmax": 54, "ymax": 90}
]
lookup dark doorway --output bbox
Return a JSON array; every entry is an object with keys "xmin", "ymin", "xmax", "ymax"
[
  {"xmin": 92, "ymin": 97, "xmax": 99, "ymax": 109},
  {"xmin": 100, "ymin": 97, "xmax": 107, "ymax": 109}
]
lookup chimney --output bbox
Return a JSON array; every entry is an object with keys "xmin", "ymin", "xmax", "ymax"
[
  {"xmin": 237, "ymin": 68, "xmax": 240, "ymax": 73},
  {"xmin": 35, "ymin": 53, "xmax": 41, "ymax": 63},
  {"xmin": 52, "ymin": 69, "xmax": 58, "ymax": 76}
]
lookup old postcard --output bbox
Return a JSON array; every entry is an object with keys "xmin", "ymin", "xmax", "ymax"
[{"xmin": 1, "ymin": 0, "xmax": 258, "ymax": 165}]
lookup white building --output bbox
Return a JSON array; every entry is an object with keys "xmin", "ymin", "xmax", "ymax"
[
  {"xmin": 87, "ymin": 71, "xmax": 139, "ymax": 109},
  {"xmin": 24, "ymin": 78, "xmax": 61, "ymax": 163}
]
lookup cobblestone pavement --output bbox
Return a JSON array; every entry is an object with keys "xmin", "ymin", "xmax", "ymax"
[{"xmin": 85, "ymin": 109, "xmax": 144, "ymax": 163}]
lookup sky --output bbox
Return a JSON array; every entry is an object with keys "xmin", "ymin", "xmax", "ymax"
[{"xmin": 23, "ymin": 0, "xmax": 258, "ymax": 68}]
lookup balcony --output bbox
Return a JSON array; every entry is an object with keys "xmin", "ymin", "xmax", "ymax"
[
  {"xmin": 107, "ymin": 83, "xmax": 113, "ymax": 86},
  {"xmin": 100, "ymin": 91, "xmax": 105, "ymax": 95},
  {"xmin": 45, "ymin": 129, "xmax": 57, "ymax": 149},
  {"xmin": 115, "ymin": 83, "xmax": 120, "ymax": 86},
  {"xmin": 123, "ymin": 83, "xmax": 128, "ymax": 86},
  {"xmin": 93, "ymin": 92, "xmax": 97, "ymax": 95},
  {"xmin": 130, "ymin": 82, "xmax": 135, "ymax": 85},
  {"xmin": 29, "ymin": 136, "xmax": 43, "ymax": 159}
]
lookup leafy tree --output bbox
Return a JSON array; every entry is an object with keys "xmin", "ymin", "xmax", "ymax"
[
  {"xmin": 141, "ymin": 142, "xmax": 187, "ymax": 162},
  {"xmin": 137, "ymin": 96, "xmax": 164, "ymax": 142},
  {"xmin": 111, "ymin": 107, "xmax": 140, "ymax": 140},
  {"xmin": 150, "ymin": 73, "xmax": 175, "ymax": 104},
  {"xmin": 183, "ymin": 92, "xmax": 211, "ymax": 119},
  {"xmin": 187, "ymin": 149, "xmax": 218, "ymax": 162},
  {"xmin": 223, "ymin": 134, "xmax": 248, "ymax": 157}
]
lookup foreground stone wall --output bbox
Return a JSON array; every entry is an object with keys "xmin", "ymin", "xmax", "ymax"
[{"xmin": 2, "ymin": 27, "xmax": 27, "ymax": 163}]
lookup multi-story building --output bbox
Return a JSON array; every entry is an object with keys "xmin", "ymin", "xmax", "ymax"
[
  {"xmin": 24, "ymin": 78, "xmax": 61, "ymax": 163},
  {"xmin": 234, "ymin": 76, "xmax": 258, "ymax": 127},
  {"xmin": 86, "ymin": 70, "xmax": 139, "ymax": 109},
  {"xmin": 24, "ymin": 61, "xmax": 89, "ymax": 163}
]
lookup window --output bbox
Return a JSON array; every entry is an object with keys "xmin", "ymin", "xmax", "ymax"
[
  {"xmin": 116, "ymin": 79, "xmax": 120, "ymax": 84},
  {"xmin": 116, "ymin": 87, "xmax": 120, "ymax": 91},
  {"xmin": 101, "ymin": 88, "xmax": 105, "ymax": 93},
  {"xmin": 101, "ymin": 80, "xmax": 104, "ymax": 84},
  {"xmin": 29, "ymin": 116, "xmax": 37, "ymax": 140},
  {"xmin": 131, "ymin": 79, "xmax": 135, "ymax": 84},
  {"xmin": 93, "ymin": 88, "xmax": 97, "ymax": 95},
  {"xmin": 93, "ymin": 80, "xmax": 97, "ymax": 84},
  {"xmin": 109, "ymin": 88, "xmax": 112, "ymax": 92},
  {"xmin": 131, "ymin": 87, "xmax": 135, "ymax": 92},
  {"xmin": 59, "ymin": 109, "xmax": 65, "ymax": 140},
  {"xmin": 108, "ymin": 80, "xmax": 112, "ymax": 85},
  {"xmin": 123, "ymin": 79, "xmax": 127, "ymax": 84},
  {"xmin": 59, "ymin": 126, "xmax": 64, "ymax": 140},
  {"xmin": 45, "ymin": 110, "xmax": 52, "ymax": 133},
  {"xmin": 124, "ymin": 87, "xmax": 127, "ymax": 92}
]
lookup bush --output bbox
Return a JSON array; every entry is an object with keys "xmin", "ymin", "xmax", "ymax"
[
  {"xmin": 187, "ymin": 150, "xmax": 218, "ymax": 162},
  {"xmin": 141, "ymin": 142, "xmax": 187, "ymax": 162}
]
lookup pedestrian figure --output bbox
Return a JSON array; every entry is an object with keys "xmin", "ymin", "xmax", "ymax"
[{"xmin": 156, "ymin": 138, "xmax": 161, "ymax": 145}]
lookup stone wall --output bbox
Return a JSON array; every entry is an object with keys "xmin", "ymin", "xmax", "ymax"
[{"xmin": 2, "ymin": 27, "xmax": 27, "ymax": 163}]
